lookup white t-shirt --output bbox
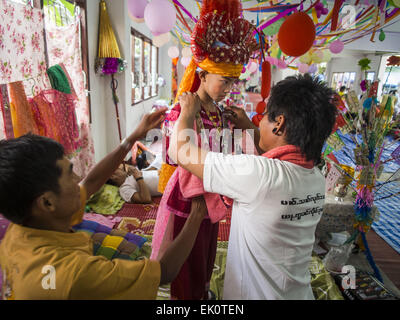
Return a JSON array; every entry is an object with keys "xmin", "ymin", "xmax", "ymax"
[
  {"xmin": 203, "ymin": 152, "xmax": 325, "ymax": 300},
  {"xmin": 119, "ymin": 170, "xmax": 161, "ymax": 202}
]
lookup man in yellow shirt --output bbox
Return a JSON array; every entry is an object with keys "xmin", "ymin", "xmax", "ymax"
[{"xmin": 0, "ymin": 108, "xmax": 206, "ymax": 300}]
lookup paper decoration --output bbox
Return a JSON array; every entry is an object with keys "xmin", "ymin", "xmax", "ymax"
[
  {"xmin": 354, "ymin": 146, "xmax": 370, "ymax": 166},
  {"xmin": 327, "ymin": 132, "xmax": 345, "ymax": 151},
  {"xmin": 345, "ymin": 91, "xmax": 360, "ymax": 113},
  {"xmin": 359, "ymin": 167, "xmax": 374, "ymax": 186},
  {"xmin": 340, "ymin": 123, "xmax": 352, "ymax": 135},
  {"xmin": 392, "ymin": 145, "xmax": 400, "ymax": 166},
  {"xmin": 325, "ymin": 165, "xmax": 342, "ymax": 193}
]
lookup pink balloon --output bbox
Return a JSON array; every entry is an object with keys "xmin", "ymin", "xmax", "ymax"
[
  {"xmin": 277, "ymin": 59, "xmax": 287, "ymax": 69},
  {"xmin": 270, "ymin": 57, "xmax": 279, "ymax": 66},
  {"xmin": 329, "ymin": 40, "xmax": 344, "ymax": 54},
  {"xmin": 308, "ymin": 64, "xmax": 317, "ymax": 74},
  {"xmin": 128, "ymin": 0, "xmax": 148, "ymax": 20},
  {"xmin": 297, "ymin": 63, "xmax": 309, "ymax": 73},
  {"xmin": 265, "ymin": 56, "xmax": 274, "ymax": 64},
  {"xmin": 144, "ymin": 0, "xmax": 176, "ymax": 36},
  {"xmin": 248, "ymin": 61, "xmax": 258, "ymax": 73}
]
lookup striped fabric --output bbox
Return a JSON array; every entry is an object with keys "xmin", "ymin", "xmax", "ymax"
[{"xmin": 72, "ymin": 220, "xmax": 147, "ymax": 260}]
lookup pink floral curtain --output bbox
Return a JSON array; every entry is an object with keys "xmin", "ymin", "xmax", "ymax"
[
  {"xmin": 0, "ymin": 0, "xmax": 47, "ymax": 84},
  {"xmin": 45, "ymin": 16, "xmax": 95, "ymax": 178}
]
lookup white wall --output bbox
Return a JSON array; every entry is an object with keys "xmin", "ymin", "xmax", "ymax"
[
  {"xmin": 326, "ymin": 50, "xmax": 384, "ymax": 97},
  {"xmin": 86, "ymin": 0, "xmax": 171, "ymax": 162}
]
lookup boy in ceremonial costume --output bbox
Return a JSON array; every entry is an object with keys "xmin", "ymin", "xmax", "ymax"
[{"xmin": 151, "ymin": 0, "xmax": 258, "ymax": 300}]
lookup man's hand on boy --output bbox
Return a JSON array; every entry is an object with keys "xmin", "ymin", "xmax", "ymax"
[
  {"xmin": 179, "ymin": 92, "xmax": 201, "ymax": 116},
  {"xmin": 224, "ymin": 105, "xmax": 255, "ymax": 130}
]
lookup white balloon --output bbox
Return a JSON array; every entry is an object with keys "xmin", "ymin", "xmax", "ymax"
[
  {"xmin": 167, "ymin": 46, "xmax": 180, "ymax": 59},
  {"xmin": 181, "ymin": 47, "xmax": 192, "ymax": 58},
  {"xmin": 181, "ymin": 56, "xmax": 191, "ymax": 67},
  {"xmin": 130, "ymin": 17, "xmax": 145, "ymax": 23},
  {"xmin": 153, "ymin": 32, "xmax": 171, "ymax": 47}
]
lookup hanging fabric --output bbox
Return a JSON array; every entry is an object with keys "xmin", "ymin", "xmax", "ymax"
[
  {"xmin": 29, "ymin": 93, "xmax": 61, "ymax": 142},
  {"xmin": 0, "ymin": 1, "xmax": 47, "ymax": 84},
  {"xmin": 45, "ymin": 14, "xmax": 95, "ymax": 177},
  {"xmin": 30, "ymin": 89, "xmax": 79, "ymax": 154},
  {"xmin": 46, "ymin": 64, "xmax": 72, "ymax": 94},
  {"xmin": 7, "ymin": 81, "xmax": 39, "ymax": 138},
  {"xmin": 0, "ymin": 85, "xmax": 14, "ymax": 139}
]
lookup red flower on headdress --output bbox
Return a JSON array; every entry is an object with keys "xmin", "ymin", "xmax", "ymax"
[
  {"xmin": 191, "ymin": 0, "xmax": 259, "ymax": 65},
  {"xmin": 387, "ymin": 55, "xmax": 400, "ymax": 66}
]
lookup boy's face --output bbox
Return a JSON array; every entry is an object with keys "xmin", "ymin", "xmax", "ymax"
[
  {"xmin": 53, "ymin": 157, "xmax": 81, "ymax": 218},
  {"xmin": 201, "ymin": 73, "xmax": 236, "ymax": 102}
]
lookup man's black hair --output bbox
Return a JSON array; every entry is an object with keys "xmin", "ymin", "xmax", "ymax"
[
  {"xmin": 0, "ymin": 134, "xmax": 64, "ymax": 224},
  {"xmin": 266, "ymin": 74, "xmax": 337, "ymax": 165},
  {"xmin": 339, "ymin": 86, "xmax": 346, "ymax": 92},
  {"xmin": 136, "ymin": 152, "xmax": 147, "ymax": 170}
]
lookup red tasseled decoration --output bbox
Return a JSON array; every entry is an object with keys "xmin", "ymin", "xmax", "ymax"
[{"xmin": 200, "ymin": 0, "xmax": 242, "ymax": 20}]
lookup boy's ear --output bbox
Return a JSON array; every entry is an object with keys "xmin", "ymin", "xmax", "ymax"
[
  {"xmin": 35, "ymin": 191, "xmax": 57, "ymax": 213},
  {"xmin": 199, "ymin": 71, "xmax": 208, "ymax": 81}
]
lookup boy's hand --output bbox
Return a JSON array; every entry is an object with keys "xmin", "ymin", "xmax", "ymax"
[
  {"xmin": 179, "ymin": 92, "xmax": 201, "ymax": 116},
  {"xmin": 134, "ymin": 107, "xmax": 168, "ymax": 139}
]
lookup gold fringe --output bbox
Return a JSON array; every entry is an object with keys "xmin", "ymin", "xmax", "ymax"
[
  {"xmin": 157, "ymin": 163, "xmax": 177, "ymax": 193},
  {"xmin": 97, "ymin": 0, "xmax": 121, "ymax": 59}
]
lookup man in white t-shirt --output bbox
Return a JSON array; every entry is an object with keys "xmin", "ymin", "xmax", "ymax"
[
  {"xmin": 167, "ymin": 74, "xmax": 337, "ymax": 299},
  {"xmin": 109, "ymin": 153, "xmax": 162, "ymax": 204}
]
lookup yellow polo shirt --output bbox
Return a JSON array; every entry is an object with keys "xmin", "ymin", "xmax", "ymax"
[{"xmin": 0, "ymin": 185, "xmax": 160, "ymax": 300}]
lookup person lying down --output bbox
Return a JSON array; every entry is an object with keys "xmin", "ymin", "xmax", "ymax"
[{"xmin": 108, "ymin": 153, "xmax": 162, "ymax": 204}]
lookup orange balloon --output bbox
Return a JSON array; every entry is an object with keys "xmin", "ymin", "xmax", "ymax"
[
  {"xmin": 278, "ymin": 12, "xmax": 316, "ymax": 57},
  {"xmin": 256, "ymin": 101, "xmax": 266, "ymax": 114}
]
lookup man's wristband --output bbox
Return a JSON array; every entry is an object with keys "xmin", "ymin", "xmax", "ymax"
[{"xmin": 135, "ymin": 177, "xmax": 143, "ymax": 182}]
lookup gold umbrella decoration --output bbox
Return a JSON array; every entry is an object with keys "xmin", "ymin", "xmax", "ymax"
[{"xmin": 95, "ymin": 0, "xmax": 127, "ymax": 146}]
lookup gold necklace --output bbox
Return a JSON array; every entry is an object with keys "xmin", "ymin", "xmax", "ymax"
[{"xmin": 202, "ymin": 105, "xmax": 222, "ymax": 129}]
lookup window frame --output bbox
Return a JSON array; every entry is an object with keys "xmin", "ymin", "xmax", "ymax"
[
  {"xmin": 131, "ymin": 28, "xmax": 159, "ymax": 106},
  {"xmin": 331, "ymin": 71, "xmax": 356, "ymax": 92}
]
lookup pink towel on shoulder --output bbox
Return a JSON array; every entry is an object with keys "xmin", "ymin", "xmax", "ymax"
[
  {"xmin": 150, "ymin": 167, "xmax": 232, "ymax": 260},
  {"xmin": 178, "ymin": 167, "xmax": 231, "ymax": 223}
]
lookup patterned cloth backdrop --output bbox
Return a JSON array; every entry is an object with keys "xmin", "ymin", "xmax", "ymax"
[
  {"xmin": 0, "ymin": 0, "xmax": 47, "ymax": 84},
  {"xmin": 45, "ymin": 16, "xmax": 95, "ymax": 178}
]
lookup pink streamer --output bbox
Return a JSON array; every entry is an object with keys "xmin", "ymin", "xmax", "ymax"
[
  {"xmin": 172, "ymin": 0, "xmax": 197, "ymax": 23},
  {"xmin": 252, "ymin": 5, "xmax": 300, "ymax": 36}
]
